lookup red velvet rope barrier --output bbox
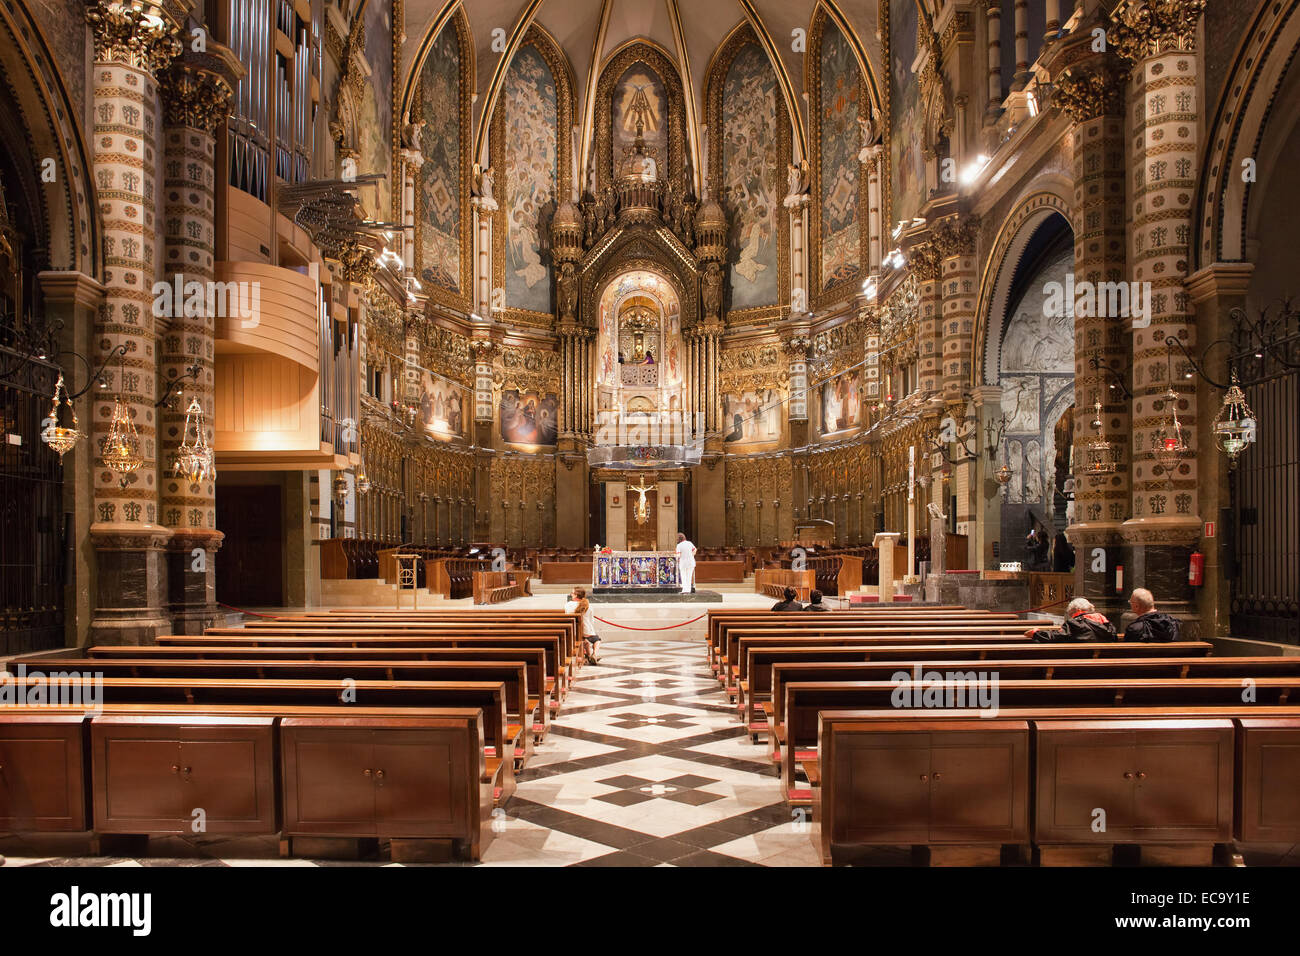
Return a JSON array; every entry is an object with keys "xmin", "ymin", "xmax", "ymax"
[{"xmin": 592, "ymin": 613, "xmax": 709, "ymax": 631}]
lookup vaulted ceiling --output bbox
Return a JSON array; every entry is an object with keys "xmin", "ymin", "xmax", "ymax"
[{"xmin": 400, "ymin": 0, "xmax": 883, "ymax": 182}]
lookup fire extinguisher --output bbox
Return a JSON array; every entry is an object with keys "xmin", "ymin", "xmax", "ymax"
[{"xmin": 1189, "ymin": 551, "xmax": 1204, "ymax": 587}]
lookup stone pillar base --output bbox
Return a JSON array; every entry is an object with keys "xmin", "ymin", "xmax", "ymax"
[
  {"xmin": 89, "ymin": 526, "xmax": 174, "ymax": 645},
  {"xmin": 1064, "ymin": 521, "xmax": 1128, "ymax": 623},
  {"xmin": 1119, "ymin": 517, "xmax": 1202, "ymax": 637},
  {"xmin": 166, "ymin": 529, "xmax": 225, "ymax": 635}
]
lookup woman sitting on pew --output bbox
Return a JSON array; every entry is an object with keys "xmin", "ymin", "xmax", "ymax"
[
  {"xmin": 566, "ymin": 586, "xmax": 601, "ymax": 665},
  {"xmin": 1025, "ymin": 597, "xmax": 1116, "ymax": 642}
]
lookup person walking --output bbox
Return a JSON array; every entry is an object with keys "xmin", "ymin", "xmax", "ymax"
[{"xmin": 676, "ymin": 532, "xmax": 697, "ymax": 594}]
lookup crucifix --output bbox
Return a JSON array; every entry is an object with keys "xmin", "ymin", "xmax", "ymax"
[{"xmin": 629, "ymin": 476, "xmax": 656, "ymax": 526}]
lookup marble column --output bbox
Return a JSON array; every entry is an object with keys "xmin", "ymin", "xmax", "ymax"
[
  {"xmin": 85, "ymin": 0, "xmax": 181, "ymax": 642},
  {"xmin": 1056, "ymin": 58, "xmax": 1130, "ymax": 619},
  {"xmin": 984, "ymin": 0, "xmax": 1004, "ymax": 125},
  {"xmin": 782, "ymin": 330, "xmax": 811, "ymax": 448},
  {"xmin": 159, "ymin": 62, "xmax": 231, "ymax": 634},
  {"xmin": 1113, "ymin": 0, "xmax": 1206, "ymax": 632}
]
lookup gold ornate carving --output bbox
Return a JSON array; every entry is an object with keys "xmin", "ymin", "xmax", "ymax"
[
  {"xmin": 496, "ymin": 345, "xmax": 563, "ymax": 394},
  {"xmin": 908, "ymin": 242, "xmax": 942, "ymax": 281},
  {"xmin": 593, "ymin": 42, "xmax": 689, "ymax": 204},
  {"xmin": 1053, "ymin": 64, "xmax": 1126, "ymax": 122},
  {"xmin": 1109, "ymin": 0, "xmax": 1207, "ymax": 63},
  {"xmin": 931, "ymin": 215, "xmax": 981, "ymax": 259},
  {"xmin": 160, "ymin": 64, "xmax": 233, "ymax": 135},
  {"xmin": 85, "ymin": 0, "xmax": 182, "ymax": 73},
  {"xmin": 719, "ymin": 341, "xmax": 785, "ymax": 393}
]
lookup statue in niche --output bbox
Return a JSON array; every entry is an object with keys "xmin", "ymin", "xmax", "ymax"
[
  {"xmin": 858, "ymin": 106, "xmax": 882, "ymax": 162},
  {"xmin": 702, "ymin": 262, "xmax": 724, "ymax": 319},
  {"xmin": 784, "ymin": 160, "xmax": 809, "ymax": 206},
  {"xmin": 401, "ymin": 109, "xmax": 425, "ymax": 151},
  {"xmin": 557, "ymin": 261, "xmax": 577, "ymax": 321}
]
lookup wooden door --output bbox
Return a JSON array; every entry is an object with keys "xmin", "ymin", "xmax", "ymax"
[
  {"xmin": 178, "ymin": 721, "xmax": 277, "ymax": 834},
  {"xmin": 216, "ymin": 483, "xmax": 284, "ymax": 607},
  {"xmin": 833, "ymin": 732, "xmax": 930, "ymax": 845},
  {"xmin": 0, "ymin": 717, "xmax": 86, "ymax": 830},
  {"xmin": 281, "ymin": 726, "xmax": 376, "ymax": 836},
  {"xmin": 1236, "ymin": 719, "xmax": 1300, "ymax": 842},
  {"xmin": 1133, "ymin": 724, "xmax": 1232, "ymax": 840},
  {"xmin": 372, "ymin": 733, "xmax": 461, "ymax": 837},
  {"xmin": 928, "ymin": 726, "xmax": 1029, "ymax": 843},
  {"xmin": 1034, "ymin": 724, "xmax": 1137, "ymax": 843},
  {"xmin": 94, "ymin": 735, "xmax": 184, "ymax": 830}
]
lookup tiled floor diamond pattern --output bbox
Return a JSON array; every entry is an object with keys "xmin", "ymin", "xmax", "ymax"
[{"xmin": 0, "ymin": 639, "xmax": 818, "ymax": 867}]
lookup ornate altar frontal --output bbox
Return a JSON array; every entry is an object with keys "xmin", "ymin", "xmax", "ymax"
[{"xmin": 593, "ymin": 551, "xmax": 680, "ymax": 592}]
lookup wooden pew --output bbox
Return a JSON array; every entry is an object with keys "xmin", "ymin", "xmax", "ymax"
[
  {"xmin": 6, "ymin": 675, "xmax": 519, "ymax": 808},
  {"xmin": 739, "ymin": 642, "xmax": 1217, "ymax": 735},
  {"xmin": 778, "ymin": 677, "xmax": 1300, "ymax": 808},
  {"xmin": 814, "ymin": 705, "xmax": 1300, "ymax": 867},
  {"xmin": 0, "ymin": 704, "xmax": 494, "ymax": 861},
  {"xmin": 13, "ymin": 658, "xmax": 537, "ymax": 766},
  {"xmin": 160, "ymin": 634, "xmax": 568, "ymax": 701},
  {"xmin": 719, "ymin": 626, "xmax": 1046, "ymax": 697},
  {"xmin": 76, "ymin": 645, "xmax": 554, "ymax": 742}
]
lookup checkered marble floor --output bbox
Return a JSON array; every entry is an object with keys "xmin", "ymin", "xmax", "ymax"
[{"xmin": 0, "ymin": 639, "xmax": 818, "ymax": 867}]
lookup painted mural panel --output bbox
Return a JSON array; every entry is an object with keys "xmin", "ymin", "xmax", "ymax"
[
  {"xmin": 418, "ymin": 23, "xmax": 462, "ymax": 293},
  {"xmin": 418, "ymin": 370, "xmax": 465, "ymax": 439},
  {"xmin": 821, "ymin": 369, "xmax": 863, "ymax": 435},
  {"xmin": 722, "ymin": 43, "xmax": 779, "ymax": 309},
  {"xmin": 819, "ymin": 21, "xmax": 861, "ymax": 291},
  {"xmin": 500, "ymin": 389, "xmax": 559, "ymax": 446},
  {"xmin": 724, "ymin": 389, "xmax": 783, "ymax": 444},
  {"xmin": 504, "ymin": 45, "xmax": 558, "ymax": 313},
  {"xmin": 889, "ymin": 0, "xmax": 925, "ymax": 227},
  {"xmin": 358, "ymin": 0, "xmax": 392, "ymax": 221},
  {"xmin": 612, "ymin": 65, "xmax": 667, "ymax": 175}
]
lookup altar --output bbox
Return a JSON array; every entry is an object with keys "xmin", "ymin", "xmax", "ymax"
[{"xmin": 592, "ymin": 550, "xmax": 680, "ymax": 592}]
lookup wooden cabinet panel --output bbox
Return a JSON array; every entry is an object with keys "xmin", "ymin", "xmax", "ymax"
[
  {"xmin": 835, "ymin": 734, "xmax": 930, "ymax": 844},
  {"xmin": 0, "ymin": 716, "xmax": 87, "ymax": 831},
  {"xmin": 929, "ymin": 730, "xmax": 1029, "ymax": 843},
  {"xmin": 92, "ymin": 716, "xmax": 276, "ymax": 835},
  {"xmin": 1035, "ymin": 719, "xmax": 1233, "ymax": 844},
  {"xmin": 1236, "ymin": 718, "xmax": 1300, "ymax": 842},
  {"xmin": 282, "ymin": 731, "xmax": 376, "ymax": 834},
  {"xmin": 373, "ymin": 737, "xmax": 463, "ymax": 837},
  {"xmin": 828, "ymin": 722, "xmax": 1028, "ymax": 846},
  {"xmin": 281, "ymin": 718, "xmax": 478, "ymax": 842}
]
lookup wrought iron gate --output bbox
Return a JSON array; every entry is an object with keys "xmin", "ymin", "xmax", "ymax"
[
  {"xmin": 0, "ymin": 346, "xmax": 66, "ymax": 653},
  {"xmin": 1228, "ymin": 305, "xmax": 1300, "ymax": 645}
]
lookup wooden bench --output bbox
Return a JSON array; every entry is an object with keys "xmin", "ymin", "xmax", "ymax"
[
  {"xmin": 704, "ymin": 608, "xmax": 1018, "ymax": 668},
  {"xmin": 753, "ymin": 568, "xmax": 815, "ymax": 601},
  {"xmin": 813, "ymin": 705, "xmax": 1300, "ymax": 867},
  {"xmin": 0, "ymin": 703, "xmax": 494, "ymax": 861},
  {"xmin": 738, "ymin": 642, "xmax": 1217, "ymax": 735},
  {"xmin": 13, "ymin": 658, "xmax": 538, "ymax": 767},
  {"xmin": 471, "ymin": 571, "xmax": 531, "ymax": 604},
  {"xmin": 170, "ymin": 633, "xmax": 570, "ymax": 700},
  {"xmin": 777, "ymin": 677, "xmax": 1300, "ymax": 808},
  {"xmin": 719, "ymin": 626, "xmax": 1045, "ymax": 697},
  {"xmin": 75, "ymin": 645, "xmax": 554, "ymax": 742},
  {"xmin": 5, "ymin": 674, "xmax": 520, "ymax": 808}
]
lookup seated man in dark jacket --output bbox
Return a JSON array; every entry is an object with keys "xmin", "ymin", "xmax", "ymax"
[
  {"xmin": 803, "ymin": 589, "xmax": 831, "ymax": 611},
  {"xmin": 1123, "ymin": 588, "xmax": 1181, "ymax": 642},
  {"xmin": 771, "ymin": 587, "xmax": 803, "ymax": 611},
  {"xmin": 1025, "ymin": 597, "xmax": 1116, "ymax": 642}
]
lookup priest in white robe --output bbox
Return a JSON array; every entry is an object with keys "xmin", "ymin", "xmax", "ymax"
[{"xmin": 676, "ymin": 532, "xmax": 697, "ymax": 594}]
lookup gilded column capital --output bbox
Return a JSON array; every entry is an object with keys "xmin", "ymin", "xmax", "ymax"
[
  {"xmin": 160, "ymin": 63, "xmax": 233, "ymax": 135},
  {"xmin": 931, "ymin": 215, "xmax": 981, "ymax": 259},
  {"xmin": 333, "ymin": 239, "xmax": 378, "ymax": 284},
  {"xmin": 1109, "ymin": 0, "xmax": 1206, "ymax": 64},
  {"xmin": 85, "ymin": 0, "xmax": 182, "ymax": 74},
  {"xmin": 908, "ymin": 242, "xmax": 943, "ymax": 281},
  {"xmin": 1053, "ymin": 62, "xmax": 1126, "ymax": 122}
]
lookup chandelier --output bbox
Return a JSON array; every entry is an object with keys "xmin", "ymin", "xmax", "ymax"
[
  {"xmin": 101, "ymin": 395, "xmax": 143, "ymax": 488},
  {"xmin": 172, "ymin": 397, "xmax": 216, "ymax": 483},
  {"xmin": 1153, "ymin": 386, "xmax": 1189, "ymax": 479},
  {"xmin": 356, "ymin": 462, "xmax": 372, "ymax": 495},
  {"xmin": 994, "ymin": 462, "xmax": 1013, "ymax": 486},
  {"xmin": 332, "ymin": 473, "xmax": 349, "ymax": 506},
  {"xmin": 40, "ymin": 372, "xmax": 83, "ymax": 458},
  {"xmin": 1211, "ymin": 371, "xmax": 1257, "ymax": 465},
  {"xmin": 1084, "ymin": 397, "xmax": 1118, "ymax": 482}
]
